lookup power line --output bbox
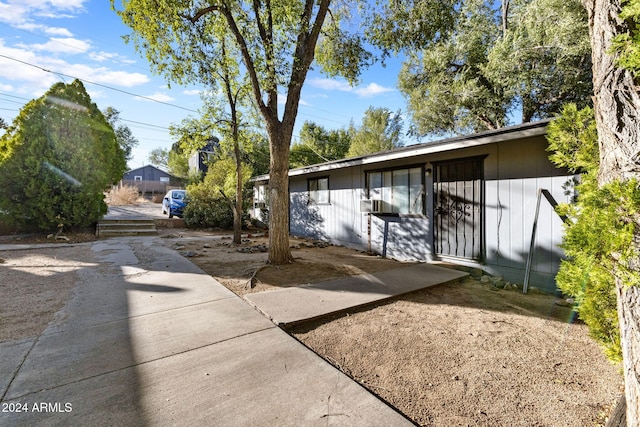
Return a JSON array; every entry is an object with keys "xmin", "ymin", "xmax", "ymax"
[
  {"xmin": 0, "ymin": 54, "xmax": 199, "ymax": 113},
  {"xmin": 0, "ymin": 92, "xmax": 31, "ymax": 101},
  {"xmin": 0, "ymin": 92, "xmax": 171, "ymax": 133},
  {"xmin": 119, "ymin": 118, "xmax": 169, "ymax": 130}
]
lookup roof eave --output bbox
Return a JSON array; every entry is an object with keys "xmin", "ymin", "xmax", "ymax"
[{"xmin": 252, "ymin": 120, "xmax": 550, "ymax": 182}]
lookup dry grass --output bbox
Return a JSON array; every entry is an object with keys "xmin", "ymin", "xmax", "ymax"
[{"xmin": 106, "ymin": 185, "xmax": 142, "ymax": 206}]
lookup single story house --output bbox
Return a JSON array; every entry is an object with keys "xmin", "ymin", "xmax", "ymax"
[
  {"xmin": 121, "ymin": 165, "xmax": 180, "ymax": 197},
  {"xmin": 252, "ymin": 120, "xmax": 576, "ymax": 293}
]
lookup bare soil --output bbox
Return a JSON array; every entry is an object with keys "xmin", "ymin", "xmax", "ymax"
[
  {"xmin": 0, "ymin": 244, "xmax": 95, "ymax": 342},
  {"xmin": 162, "ymin": 229, "xmax": 624, "ymax": 426},
  {"xmin": 1, "ymin": 228, "xmax": 624, "ymax": 426}
]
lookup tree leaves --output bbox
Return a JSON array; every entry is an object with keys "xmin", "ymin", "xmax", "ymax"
[
  {"xmin": 347, "ymin": 106, "xmax": 403, "ymax": 156},
  {"xmin": 374, "ymin": 0, "xmax": 592, "ymax": 135},
  {"xmin": 0, "ymin": 80, "xmax": 126, "ymax": 231}
]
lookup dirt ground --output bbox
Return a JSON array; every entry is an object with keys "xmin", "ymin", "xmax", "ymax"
[{"xmin": 1, "ymin": 228, "xmax": 624, "ymax": 426}]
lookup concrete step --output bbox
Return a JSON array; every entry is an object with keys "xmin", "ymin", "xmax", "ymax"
[
  {"xmin": 97, "ymin": 219, "xmax": 158, "ymax": 237},
  {"xmin": 98, "ymin": 221, "xmax": 157, "ymax": 230}
]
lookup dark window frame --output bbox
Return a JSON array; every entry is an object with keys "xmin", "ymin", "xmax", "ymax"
[
  {"xmin": 307, "ymin": 176, "xmax": 330, "ymax": 205},
  {"xmin": 365, "ymin": 164, "xmax": 426, "ymax": 216}
]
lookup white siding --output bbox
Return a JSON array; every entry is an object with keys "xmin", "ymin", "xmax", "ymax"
[{"xmin": 282, "ymin": 133, "xmax": 574, "ymax": 292}]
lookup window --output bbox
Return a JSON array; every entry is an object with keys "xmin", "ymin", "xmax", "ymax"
[
  {"xmin": 254, "ymin": 184, "xmax": 268, "ymax": 208},
  {"xmin": 308, "ymin": 177, "xmax": 329, "ymax": 204},
  {"xmin": 367, "ymin": 166, "xmax": 424, "ymax": 214},
  {"xmin": 160, "ymin": 177, "xmax": 170, "ymax": 182},
  {"xmin": 134, "ymin": 176, "xmax": 142, "ymax": 181}
]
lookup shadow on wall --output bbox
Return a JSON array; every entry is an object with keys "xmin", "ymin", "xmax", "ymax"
[
  {"xmin": 369, "ymin": 215, "xmax": 430, "ymax": 260},
  {"xmin": 289, "ymin": 192, "xmax": 329, "ymax": 241}
]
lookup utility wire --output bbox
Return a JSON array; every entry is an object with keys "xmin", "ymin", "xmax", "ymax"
[{"xmin": 0, "ymin": 54, "xmax": 199, "ymax": 113}]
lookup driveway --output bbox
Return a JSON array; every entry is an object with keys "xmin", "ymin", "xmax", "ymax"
[{"xmin": 103, "ymin": 202, "xmax": 167, "ymax": 220}]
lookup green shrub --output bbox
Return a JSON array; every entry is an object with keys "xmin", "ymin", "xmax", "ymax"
[
  {"xmin": 183, "ymin": 185, "xmax": 234, "ymax": 229},
  {"xmin": 548, "ymin": 104, "xmax": 640, "ymax": 363},
  {"xmin": 0, "ymin": 80, "xmax": 125, "ymax": 232},
  {"xmin": 183, "ymin": 157, "xmax": 253, "ymax": 229}
]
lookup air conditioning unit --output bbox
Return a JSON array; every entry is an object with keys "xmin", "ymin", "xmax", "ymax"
[{"xmin": 360, "ymin": 199, "xmax": 384, "ymax": 214}]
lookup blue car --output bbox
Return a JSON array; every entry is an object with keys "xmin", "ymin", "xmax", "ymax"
[{"xmin": 162, "ymin": 189, "xmax": 187, "ymax": 218}]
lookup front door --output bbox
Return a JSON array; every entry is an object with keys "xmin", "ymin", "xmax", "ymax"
[{"xmin": 433, "ymin": 157, "xmax": 484, "ymax": 260}]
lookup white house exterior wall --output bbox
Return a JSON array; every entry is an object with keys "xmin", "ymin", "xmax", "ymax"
[{"xmin": 286, "ymin": 133, "xmax": 575, "ymax": 292}]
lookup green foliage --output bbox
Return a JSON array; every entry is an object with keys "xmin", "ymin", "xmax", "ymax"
[
  {"xmin": 148, "ymin": 144, "xmax": 190, "ymax": 179},
  {"xmin": 168, "ymin": 150, "xmax": 190, "ymax": 179},
  {"xmin": 148, "ymin": 147, "xmax": 169, "ymax": 170},
  {"xmin": 290, "ymin": 121, "xmax": 351, "ymax": 168},
  {"xmin": 364, "ymin": 0, "xmax": 459, "ymax": 55},
  {"xmin": 486, "ymin": 0, "xmax": 592, "ymax": 122},
  {"xmin": 380, "ymin": 0, "xmax": 592, "ymax": 135},
  {"xmin": 347, "ymin": 107, "xmax": 403, "ymax": 157},
  {"xmin": 183, "ymin": 158, "xmax": 252, "ymax": 228},
  {"xmin": 397, "ymin": 0, "xmax": 507, "ymax": 135},
  {"xmin": 546, "ymin": 104, "xmax": 599, "ymax": 173},
  {"xmin": 612, "ymin": 0, "xmax": 640, "ymax": 77},
  {"xmin": 103, "ymin": 107, "xmax": 138, "ymax": 163},
  {"xmin": 0, "ymin": 80, "xmax": 126, "ymax": 231},
  {"xmin": 548, "ymin": 104, "xmax": 640, "ymax": 363}
]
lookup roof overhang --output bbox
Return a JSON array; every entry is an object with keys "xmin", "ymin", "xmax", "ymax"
[{"xmin": 253, "ymin": 120, "xmax": 549, "ymax": 182}]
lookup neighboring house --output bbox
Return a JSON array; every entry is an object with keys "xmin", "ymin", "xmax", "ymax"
[
  {"xmin": 121, "ymin": 165, "xmax": 180, "ymax": 197},
  {"xmin": 189, "ymin": 139, "xmax": 220, "ymax": 175},
  {"xmin": 252, "ymin": 120, "xmax": 576, "ymax": 292}
]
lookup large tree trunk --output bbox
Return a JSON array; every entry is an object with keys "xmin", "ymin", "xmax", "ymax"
[
  {"xmin": 583, "ymin": 0, "xmax": 640, "ymax": 424},
  {"xmin": 233, "ymin": 156, "xmax": 243, "ymax": 245},
  {"xmin": 267, "ymin": 125, "xmax": 294, "ymax": 265},
  {"xmin": 617, "ymin": 281, "xmax": 640, "ymax": 423}
]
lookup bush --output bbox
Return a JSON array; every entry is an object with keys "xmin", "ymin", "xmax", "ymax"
[
  {"xmin": 107, "ymin": 185, "xmax": 141, "ymax": 206},
  {"xmin": 548, "ymin": 104, "xmax": 640, "ymax": 363},
  {"xmin": 182, "ymin": 182, "xmax": 234, "ymax": 228},
  {"xmin": 183, "ymin": 157, "xmax": 253, "ymax": 229},
  {"xmin": 0, "ymin": 80, "xmax": 126, "ymax": 232}
]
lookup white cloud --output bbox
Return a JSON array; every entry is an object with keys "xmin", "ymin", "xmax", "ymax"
[
  {"xmin": 79, "ymin": 68, "xmax": 149, "ymax": 87},
  {"xmin": 43, "ymin": 26, "xmax": 73, "ymax": 37},
  {"xmin": 309, "ymin": 78, "xmax": 395, "ymax": 98},
  {"xmin": 0, "ymin": 0, "xmax": 87, "ymax": 36},
  {"xmin": 0, "ymin": 39, "xmax": 150, "ymax": 96},
  {"xmin": 135, "ymin": 92, "xmax": 175, "ymax": 103},
  {"xmin": 309, "ymin": 78, "xmax": 352, "ymax": 92},
  {"xmin": 86, "ymin": 88, "xmax": 105, "ymax": 100},
  {"xmin": 29, "ymin": 37, "xmax": 91, "ymax": 54},
  {"xmin": 88, "ymin": 51, "xmax": 136, "ymax": 65},
  {"xmin": 183, "ymin": 89, "xmax": 201, "ymax": 96},
  {"xmin": 354, "ymin": 83, "xmax": 395, "ymax": 97},
  {"xmin": 279, "ymin": 92, "xmax": 310, "ymax": 106}
]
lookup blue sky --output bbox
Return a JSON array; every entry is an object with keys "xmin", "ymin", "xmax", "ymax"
[{"xmin": 0, "ymin": 0, "xmax": 409, "ymax": 170}]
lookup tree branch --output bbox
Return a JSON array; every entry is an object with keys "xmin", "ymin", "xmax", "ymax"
[
  {"xmin": 284, "ymin": 0, "xmax": 330, "ymax": 123},
  {"xmin": 183, "ymin": 5, "xmax": 220, "ymax": 23}
]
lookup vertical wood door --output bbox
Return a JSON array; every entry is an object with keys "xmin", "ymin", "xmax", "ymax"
[{"xmin": 433, "ymin": 157, "xmax": 484, "ymax": 260}]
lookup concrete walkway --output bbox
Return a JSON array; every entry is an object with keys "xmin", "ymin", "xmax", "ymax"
[
  {"xmin": 0, "ymin": 236, "xmax": 413, "ymax": 426},
  {"xmin": 103, "ymin": 203, "xmax": 167, "ymax": 220},
  {"xmin": 246, "ymin": 264, "xmax": 468, "ymax": 326}
]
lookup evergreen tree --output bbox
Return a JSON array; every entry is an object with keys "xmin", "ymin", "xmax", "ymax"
[{"xmin": 0, "ymin": 80, "xmax": 126, "ymax": 231}]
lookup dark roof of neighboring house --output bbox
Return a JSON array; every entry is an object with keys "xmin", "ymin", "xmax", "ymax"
[
  {"xmin": 124, "ymin": 164, "xmax": 175, "ymax": 177},
  {"xmin": 253, "ymin": 119, "xmax": 551, "ymax": 182}
]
